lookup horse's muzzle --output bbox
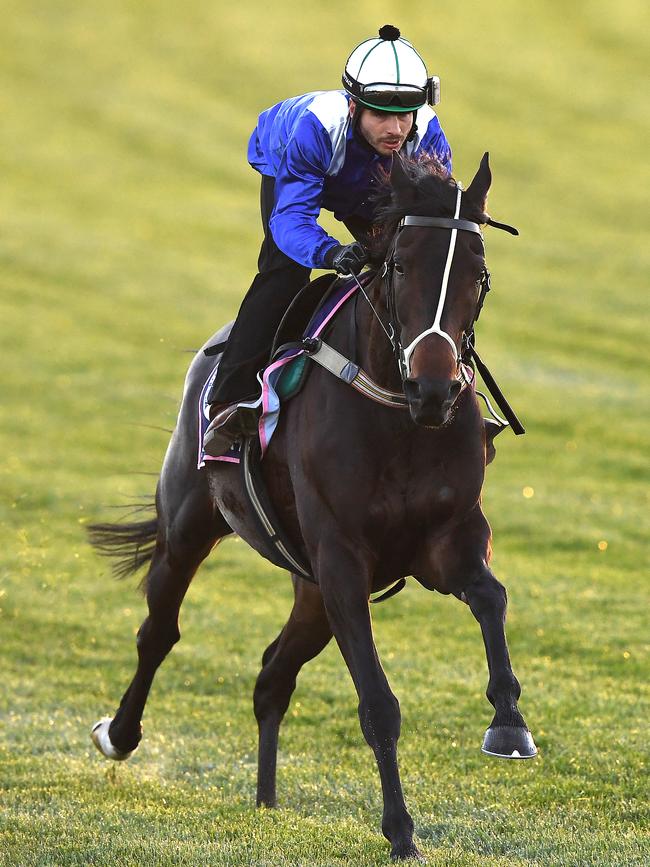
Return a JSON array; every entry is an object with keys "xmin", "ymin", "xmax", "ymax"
[{"xmin": 403, "ymin": 377, "xmax": 462, "ymax": 427}]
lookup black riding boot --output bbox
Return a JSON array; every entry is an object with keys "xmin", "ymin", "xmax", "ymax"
[{"xmin": 203, "ymin": 176, "xmax": 310, "ymax": 455}]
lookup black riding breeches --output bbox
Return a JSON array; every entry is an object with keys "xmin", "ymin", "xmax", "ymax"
[{"xmin": 207, "ymin": 175, "xmax": 311, "ymax": 404}]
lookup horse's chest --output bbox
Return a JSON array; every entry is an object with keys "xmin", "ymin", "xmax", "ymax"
[
  {"xmin": 404, "ymin": 460, "xmax": 474, "ymax": 526},
  {"xmin": 407, "ymin": 472, "xmax": 460, "ymax": 523},
  {"xmin": 365, "ymin": 451, "xmax": 481, "ymax": 545},
  {"xmin": 385, "ymin": 434, "xmax": 484, "ymax": 525}
]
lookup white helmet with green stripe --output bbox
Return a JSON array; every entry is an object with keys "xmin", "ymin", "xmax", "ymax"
[{"xmin": 342, "ymin": 25, "xmax": 440, "ymax": 112}]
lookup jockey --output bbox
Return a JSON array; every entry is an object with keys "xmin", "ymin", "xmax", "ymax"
[{"xmin": 203, "ymin": 24, "xmax": 452, "ymax": 457}]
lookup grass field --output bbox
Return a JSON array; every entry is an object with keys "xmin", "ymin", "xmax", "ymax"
[{"xmin": 1, "ymin": 1, "xmax": 649, "ymax": 864}]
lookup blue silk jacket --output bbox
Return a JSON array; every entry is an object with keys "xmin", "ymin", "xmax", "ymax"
[{"xmin": 247, "ymin": 90, "xmax": 452, "ymax": 268}]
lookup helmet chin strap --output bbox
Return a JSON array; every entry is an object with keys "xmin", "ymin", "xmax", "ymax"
[
  {"xmin": 405, "ymin": 117, "xmax": 418, "ymax": 143},
  {"xmin": 401, "ymin": 185, "xmax": 463, "ymax": 377},
  {"xmin": 349, "ymin": 99, "xmax": 361, "ymax": 134}
]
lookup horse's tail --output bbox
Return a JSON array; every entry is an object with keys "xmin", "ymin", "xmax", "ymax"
[{"xmin": 87, "ymin": 515, "xmax": 159, "ymax": 580}]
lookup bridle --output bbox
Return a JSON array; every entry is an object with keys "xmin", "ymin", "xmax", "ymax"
[
  {"xmin": 398, "ymin": 187, "xmax": 477, "ymax": 378},
  {"xmin": 309, "ymin": 182, "xmax": 523, "ymax": 431},
  {"xmin": 379, "ymin": 186, "xmax": 482, "ymax": 386},
  {"xmin": 376, "ymin": 184, "xmax": 516, "ymax": 386}
]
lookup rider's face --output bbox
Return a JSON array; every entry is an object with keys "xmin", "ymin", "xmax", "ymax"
[{"xmin": 350, "ymin": 103, "xmax": 414, "ymax": 156}]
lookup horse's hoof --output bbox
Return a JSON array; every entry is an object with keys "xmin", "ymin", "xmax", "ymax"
[
  {"xmin": 91, "ymin": 717, "xmax": 138, "ymax": 761},
  {"xmin": 390, "ymin": 841, "xmax": 424, "ymax": 862},
  {"xmin": 481, "ymin": 725, "xmax": 537, "ymax": 759}
]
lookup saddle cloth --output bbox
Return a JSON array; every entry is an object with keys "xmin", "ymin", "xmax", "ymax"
[{"xmin": 197, "ymin": 273, "xmax": 370, "ymax": 468}]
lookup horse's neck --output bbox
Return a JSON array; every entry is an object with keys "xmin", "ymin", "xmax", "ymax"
[{"xmin": 354, "ymin": 276, "xmax": 403, "ymax": 392}]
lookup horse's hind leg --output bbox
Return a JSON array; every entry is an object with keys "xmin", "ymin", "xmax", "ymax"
[
  {"xmin": 254, "ymin": 577, "xmax": 332, "ymax": 807},
  {"xmin": 463, "ymin": 567, "xmax": 537, "ymax": 759},
  {"xmin": 93, "ymin": 488, "xmax": 229, "ymax": 758}
]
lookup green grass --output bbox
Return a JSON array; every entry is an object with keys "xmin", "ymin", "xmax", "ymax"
[{"xmin": 1, "ymin": 1, "xmax": 648, "ymax": 864}]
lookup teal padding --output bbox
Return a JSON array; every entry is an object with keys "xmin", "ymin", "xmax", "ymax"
[{"xmin": 276, "ymin": 356, "xmax": 309, "ymax": 401}]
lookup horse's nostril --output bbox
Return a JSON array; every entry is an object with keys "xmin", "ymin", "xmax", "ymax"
[
  {"xmin": 404, "ymin": 376, "xmax": 461, "ymax": 426},
  {"xmin": 405, "ymin": 377, "xmax": 457, "ymax": 408},
  {"xmin": 403, "ymin": 379, "xmax": 421, "ymax": 402}
]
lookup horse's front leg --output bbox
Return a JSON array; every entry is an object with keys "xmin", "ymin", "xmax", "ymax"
[
  {"xmin": 435, "ymin": 506, "xmax": 537, "ymax": 759},
  {"xmin": 463, "ymin": 568, "xmax": 537, "ymax": 759},
  {"xmin": 317, "ymin": 545, "xmax": 420, "ymax": 862}
]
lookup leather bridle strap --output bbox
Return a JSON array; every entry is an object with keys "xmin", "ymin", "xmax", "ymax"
[
  {"xmin": 399, "ymin": 187, "xmax": 472, "ymax": 375},
  {"xmin": 399, "ymin": 215, "xmax": 483, "ymax": 236}
]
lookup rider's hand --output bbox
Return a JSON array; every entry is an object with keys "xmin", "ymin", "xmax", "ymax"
[{"xmin": 325, "ymin": 242, "xmax": 368, "ymax": 275}]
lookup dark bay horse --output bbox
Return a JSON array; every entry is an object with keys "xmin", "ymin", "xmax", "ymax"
[{"xmin": 90, "ymin": 153, "xmax": 536, "ymax": 861}]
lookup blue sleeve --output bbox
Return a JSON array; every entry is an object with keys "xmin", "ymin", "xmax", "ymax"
[
  {"xmin": 268, "ymin": 114, "xmax": 341, "ymax": 269},
  {"xmin": 416, "ymin": 117, "xmax": 452, "ymax": 174}
]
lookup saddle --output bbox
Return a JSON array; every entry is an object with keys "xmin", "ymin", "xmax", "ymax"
[
  {"xmin": 198, "ymin": 273, "xmax": 366, "ymax": 468},
  {"xmin": 271, "ymin": 273, "xmax": 341, "ymax": 359},
  {"xmin": 267, "ymin": 272, "xmax": 358, "ymax": 401}
]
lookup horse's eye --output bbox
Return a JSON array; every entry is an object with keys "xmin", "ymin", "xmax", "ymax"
[{"xmin": 394, "ymin": 260, "xmax": 404, "ymax": 276}]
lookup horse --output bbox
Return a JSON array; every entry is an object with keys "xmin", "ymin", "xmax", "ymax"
[{"xmin": 89, "ymin": 153, "xmax": 536, "ymax": 861}]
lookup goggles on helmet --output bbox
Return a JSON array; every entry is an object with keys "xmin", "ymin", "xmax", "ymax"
[{"xmin": 343, "ymin": 77, "xmax": 441, "ymax": 112}]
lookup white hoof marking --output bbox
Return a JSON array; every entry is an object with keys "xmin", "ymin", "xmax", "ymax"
[{"xmin": 90, "ymin": 717, "xmax": 136, "ymax": 761}]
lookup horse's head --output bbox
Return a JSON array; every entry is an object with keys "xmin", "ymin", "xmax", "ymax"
[{"xmin": 384, "ymin": 152, "xmax": 503, "ymax": 427}]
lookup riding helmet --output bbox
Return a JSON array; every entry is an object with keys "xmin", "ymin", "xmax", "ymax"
[{"xmin": 342, "ymin": 25, "xmax": 440, "ymax": 112}]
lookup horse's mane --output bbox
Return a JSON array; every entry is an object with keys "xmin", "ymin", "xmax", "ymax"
[
  {"xmin": 376, "ymin": 157, "xmax": 457, "ymax": 222},
  {"xmin": 366, "ymin": 156, "xmax": 460, "ymax": 261}
]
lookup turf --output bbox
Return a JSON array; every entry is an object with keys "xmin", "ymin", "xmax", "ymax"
[{"xmin": 1, "ymin": 1, "xmax": 648, "ymax": 864}]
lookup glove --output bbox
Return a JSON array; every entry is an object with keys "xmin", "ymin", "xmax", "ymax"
[{"xmin": 325, "ymin": 242, "xmax": 368, "ymax": 276}]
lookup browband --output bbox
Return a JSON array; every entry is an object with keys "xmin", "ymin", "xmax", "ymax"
[
  {"xmin": 398, "ymin": 215, "xmax": 483, "ymax": 236},
  {"xmin": 399, "ymin": 215, "xmax": 519, "ymax": 236}
]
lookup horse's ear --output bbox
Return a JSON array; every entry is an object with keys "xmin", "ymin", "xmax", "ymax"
[
  {"xmin": 390, "ymin": 154, "xmax": 416, "ymax": 205},
  {"xmin": 465, "ymin": 152, "xmax": 492, "ymax": 210},
  {"xmin": 390, "ymin": 153, "xmax": 409, "ymax": 188}
]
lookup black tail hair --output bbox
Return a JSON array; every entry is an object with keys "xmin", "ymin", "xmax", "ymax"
[{"xmin": 87, "ymin": 517, "xmax": 158, "ymax": 579}]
